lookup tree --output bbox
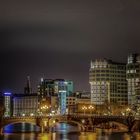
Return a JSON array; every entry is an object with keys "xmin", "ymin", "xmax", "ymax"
[{"xmin": 126, "ymin": 113, "xmax": 135, "ymax": 132}]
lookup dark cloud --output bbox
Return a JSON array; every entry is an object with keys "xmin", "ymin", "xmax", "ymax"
[{"xmin": 0, "ymin": 0, "xmax": 140, "ymax": 92}]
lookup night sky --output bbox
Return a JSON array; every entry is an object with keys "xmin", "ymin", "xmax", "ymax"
[{"xmin": 0, "ymin": 0, "xmax": 140, "ymax": 93}]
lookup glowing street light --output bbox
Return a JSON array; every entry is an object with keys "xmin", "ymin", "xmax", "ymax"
[
  {"xmin": 40, "ymin": 105, "xmax": 51, "ymax": 116},
  {"xmin": 125, "ymin": 107, "xmax": 131, "ymax": 116},
  {"xmin": 88, "ymin": 105, "xmax": 94, "ymax": 115},
  {"xmin": 30, "ymin": 113, "xmax": 34, "ymax": 116},
  {"xmin": 82, "ymin": 106, "xmax": 87, "ymax": 115},
  {"xmin": 126, "ymin": 108, "xmax": 131, "ymax": 112}
]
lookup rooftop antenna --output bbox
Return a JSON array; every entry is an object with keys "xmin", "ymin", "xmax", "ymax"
[{"xmin": 24, "ymin": 76, "xmax": 32, "ymax": 94}]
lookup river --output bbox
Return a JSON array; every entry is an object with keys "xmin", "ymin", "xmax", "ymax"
[{"xmin": 0, "ymin": 123, "xmax": 140, "ymax": 140}]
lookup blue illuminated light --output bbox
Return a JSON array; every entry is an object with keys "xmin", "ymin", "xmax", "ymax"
[
  {"xmin": 4, "ymin": 92, "xmax": 12, "ymax": 96},
  {"xmin": 4, "ymin": 124, "xmax": 14, "ymax": 133}
]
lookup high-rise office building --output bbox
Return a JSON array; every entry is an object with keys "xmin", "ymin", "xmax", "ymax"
[
  {"xmin": 89, "ymin": 59, "xmax": 127, "ymax": 106},
  {"xmin": 126, "ymin": 54, "xmax": 140, "ymax": 105},
  {"xmin": 4, "ymin": 92, "xmax": 12, "ymax": 117},
  {"xmin": 38, "ymin": 78, "xmax": 58, "ymax": 99},
  {"xmin": 38, "ymin": 79, "xmax": 73, "ymax": 115}
]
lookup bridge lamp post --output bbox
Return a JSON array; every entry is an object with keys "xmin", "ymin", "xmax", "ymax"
[
  {"xmin": 126, "ymin": 107, "xmax": 131, "ymax": 116},
  {"xmin": 82, "ymin": 106, "xmax": 87, "ymax": 115},
  {"xmin": 126, "ymin": 108, "xmax": 131, "ymax": 112},
  {"xmin": 88, "ymin": 105, "xmax": 94, "ymax": 115},
  {"xmin": 122, "ymin": 107, "xmax": 131, "ymax": 116},
  {"xmin": 22, "ymin": 113, "xmax": 25, "ymax": 117},
  {"xmin": 30, "ymin": 113, "xmax": 34, "ymax": 117},
  {"xmin": 40, "ymin": 105, "xmax": 49, "ymax": 116}
]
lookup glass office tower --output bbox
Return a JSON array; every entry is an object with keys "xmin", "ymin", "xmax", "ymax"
[{"xmin": 38, "ymin": 79, "xmax": 73, "ymax": 115}]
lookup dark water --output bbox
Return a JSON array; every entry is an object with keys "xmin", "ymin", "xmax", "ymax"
[
  {"xmin": 1, "ymin": 131, "xmax": 140, "ymax": 140},
  {"xmin": 1, "ymin": 123, "xmax": 140, "ymax": 140}
]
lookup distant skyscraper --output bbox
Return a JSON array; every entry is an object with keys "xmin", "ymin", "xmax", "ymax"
[
  {"xmin": 38, "ymin": 79, "xmax": 73, "ymax": 115},
  {"xmin": 24, "ymin": 76, "xmax": 32, "ymax": 94},
  {"xmin": 126, "ymin": 54, "xmax": 140, "ymax": 105},
  {"xmin": 4, "ymin": 92, "xmax": 12, "ymax": 117},
  {"xmin": 38, "ymin": 79, "xmax": 55, "ymax": 99},
  {"xmin": 89, "ymin": 59, "xmax": 127, "ymax": 106}
]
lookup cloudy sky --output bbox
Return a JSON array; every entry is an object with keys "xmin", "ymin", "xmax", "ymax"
[{"xmin": 0, "ymin": 0, "xmax": 140, "ymax": 93}]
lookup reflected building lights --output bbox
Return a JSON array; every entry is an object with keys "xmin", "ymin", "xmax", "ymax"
[{"xmin": 21, "ymin": 133, "xmax": 25, "ymax": 140}]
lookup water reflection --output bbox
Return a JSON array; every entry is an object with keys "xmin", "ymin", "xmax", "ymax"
[
  {"xmin": 1, "ymin": 122, "xmax": 140, "ymax": 140},
  {"xmin": 4, "ymin": 123, "xmax": 40, "ymax": 133},
  {"xmin": 1, "ymin": 132, "xmax": 140, "ymax": 140},
  {"xmin": 52, "ymin": 122, "xmax": 79, "ymax": 133}
]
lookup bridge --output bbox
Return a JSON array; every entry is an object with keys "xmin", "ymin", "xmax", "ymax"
[{"xmin": 0, "ymin": 114, "xmax": 140, "ymax": 133}]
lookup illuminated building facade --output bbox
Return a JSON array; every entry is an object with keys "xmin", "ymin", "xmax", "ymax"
[
  {"xmin": 38, "ymin": 79, "xmax": 55, "ymax": 99},
  {"xmin": 74, "ymin": 91, "xmax": 91, "ymax": 99},
  {"xmin": 89, "ymin": 59, "xmax": 127, "ymax": 106},
  {"xmin": 13, "ymin": 94, "xmax": 38, "ymax": 116},
  {"xmin": 4, "ymin": 92, "xmax": 12, "ymax": 117},
  {"xmin": 135, "ymin": 82, "xmax": 140, "ymax": 106},
  {"xmin": 38, "ymin": 79, "xmax": 73, "ymax": 115},
  {"xmin": 54, "ymin": 80, "xmax": 73, "ymax": 114},
  {"xmin": 51, "ymin": 96, "xmax": 58, "ymax": 114},
  {"xmin": 76, "ymin": 98, "xmax": 91, "ymax": 114},
  {"xmin": 126, "ymin": 54, "xmax": 140, "ymax": 105},
  {"xmin": 66, "ymin": 96, "xmax": 76, "ymax": 114}
]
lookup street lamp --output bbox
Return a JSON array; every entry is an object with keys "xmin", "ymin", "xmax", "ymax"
[
  {"xmin": 88, "ymin": 105, "xmax": 94, "ymax": 115},
  {"xmin": 82, "ymin": 106, "xmax": 87, "ymax": 115},
  {"xmin": 40, "ymin": 105, "xmax": 51, "ymax": 116},
  {"xmin": 126, "ymin": 107, "xmax": 131, "ymax": 112},
  {"xmin": 125, "ymin": 107, "xmax": 131, "ymax": 116}
]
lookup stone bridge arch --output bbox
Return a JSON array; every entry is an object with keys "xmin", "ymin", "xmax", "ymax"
[
  {"xmin": 95, "ymin": 121, "xmax": 128, "ymax": 130},
  {"xmin": 0, "ymin": 117, "xmax": 41, "ymax": 131},
  {"xmin": 90, "ymin": 116, "xmax": 130, "ymax": 131},
  {"xmin": 92, "ymin": 116, "xmax": 128, "ymax": 126},
  {"xmin": 49, "ymin": 117, "xmax": 85, "ymax": 131}
]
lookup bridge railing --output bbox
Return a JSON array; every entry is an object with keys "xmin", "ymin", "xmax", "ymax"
[{"xmin": 2, "ymin": 114, "xmax": 128, "ymax": 120}]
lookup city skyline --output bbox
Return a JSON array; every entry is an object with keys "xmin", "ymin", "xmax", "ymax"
[
  {"xmin": 0, "ymin": 54, "xmax": 139, "ymax": 94},
  {"xmin": 0, "ymin": 0, "xmax": 140, "ymax": 93}
]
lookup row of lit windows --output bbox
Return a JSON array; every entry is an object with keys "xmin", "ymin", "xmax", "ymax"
[
  {"xmin": 91, "ymin": 94, "xmax": 106, "ymax": 97},
  {"xmin": 127, "ymin": 64, "xmax": 140, "ymax": 69},
  {"xmin": 90, "ymin": 70, "xmax": 126, "ymax": 74},
  {"xmin": 91, "ymin": 85, "xmax": 107, "ymax": 89},
  {"xmin": 90, "ymin": 78, "xmax": 126, "ymax": 81},
  {"xmin": 111, "ymin": 98, "xmax": 127, "ymax": 102},
  {"xmin": 14, "ymin": 101, "xmax": 37, "ymax": 106},
  {"xmin": 111, "ymin": 94, "xmax": 127, "ymax": 97},
  {"xmin": 90, "ymin": 74, "xmax": 126, "ymax": 77},
  {"xmin": 92, "ymin": 90, "xmax": 106, "ymax": 93},
  {"xmin": 91, "ymin": 64, "xmax": 125, "ymax": 70},
  {"xmin": 89, "ymin": 75, "xmax": 126, "ymax": 79}
]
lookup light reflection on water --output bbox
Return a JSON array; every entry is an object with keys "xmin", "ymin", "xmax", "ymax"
[
  {"xmin": 3, "ymin": 123, "xmax": 40, "ymax": 133},
  {"xmin": 2, "ymin": 132, "xmax": 140, "ymax": 140},
  {"xmin": 1, "ymin": 123, "xmax": 140, "ymax": 140},
  {"xmin": 1, "ymin": 132, "xmax": 140, "ymax": 140}
]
